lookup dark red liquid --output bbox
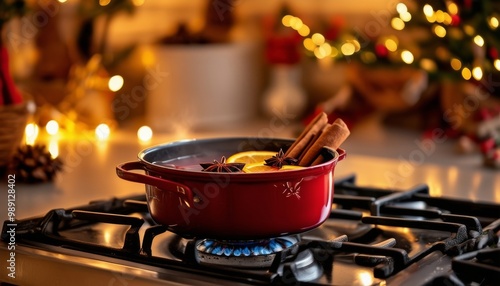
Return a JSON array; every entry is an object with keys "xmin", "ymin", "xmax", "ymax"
[{"xmin": 152, "ymin": 152, "xmax": 223, "ymax": 171}]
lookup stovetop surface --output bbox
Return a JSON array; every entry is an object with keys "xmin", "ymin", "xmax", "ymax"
[{"xmin": 2, "ymin": 175, "xmax": 499, "ymax": 285}]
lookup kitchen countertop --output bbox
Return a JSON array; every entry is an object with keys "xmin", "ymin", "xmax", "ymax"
[{"xmin": 1, "ymin": 116, "xmax": 499, "ymax": 223}]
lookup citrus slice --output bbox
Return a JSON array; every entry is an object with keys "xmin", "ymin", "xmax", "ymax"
[
  {"xmin": 226, "ymin": 151, "xmax": 277, "ymax": 164},
  {"xmin": 243, "ymin": 162, "xmax": 305, "ymax": 173}
]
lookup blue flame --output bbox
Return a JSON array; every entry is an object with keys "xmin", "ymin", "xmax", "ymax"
[{"xmin": 197, "ymin": 237, "xmax": 297, "ymax": 257}]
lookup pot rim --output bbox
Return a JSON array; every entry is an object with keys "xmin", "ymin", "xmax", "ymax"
[{"xmin": 137, "ymin": 137, "xmax": 343, "ymax": 181}]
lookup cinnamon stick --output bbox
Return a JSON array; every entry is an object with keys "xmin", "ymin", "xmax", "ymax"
[
  {"xmin": 285, "ymin": 112, "xmax": 328, "ymax": 159},
  {"xmin": 298, "ymin": 118, "xmax": 350, "ymax": 166}
]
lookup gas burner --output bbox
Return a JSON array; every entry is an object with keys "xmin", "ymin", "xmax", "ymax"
[
  {"xmin": 195, "ymin": 236, "xmax": 299, "ymax": 268},
  {"xmin": 3, "ymin": 175, "xmax": 500, "ymax": 285}
]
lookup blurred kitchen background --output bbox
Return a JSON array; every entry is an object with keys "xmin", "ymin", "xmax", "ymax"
[{"xmin": 1, "ymin": 0, "xmax": 500, "ymax": 187}]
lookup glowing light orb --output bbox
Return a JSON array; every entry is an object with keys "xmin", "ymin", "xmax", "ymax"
[
  {"xmin": 45, "ymin": 120, "xmax": 59, "ymax": 135},
  {"xmin": 95, "ymin": 123, "xmax": 111, "ymax": 141},
  {"xmin": 137, "ymin": 126, "xmax": 153, "ymax": 142},
  {"xmin": 25, "ymin": 123, "xmax": 39, "ymax": 145},
  {"xmin": 108, "ymin": 75, "xmax": 124, "ymax": 92}
]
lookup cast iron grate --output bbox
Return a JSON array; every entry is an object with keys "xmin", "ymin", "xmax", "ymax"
[{"xmin": 1, "ymin": 175, "xmax": 499, "ymax": 285}]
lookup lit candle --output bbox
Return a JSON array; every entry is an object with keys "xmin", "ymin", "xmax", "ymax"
[
  {"xmin": 25, "ymin": 123, "xmax": 39, "ymax": 145},
  {"xmin": 48, "ymin": 138, "xmax": 59, "ymax": 159}
]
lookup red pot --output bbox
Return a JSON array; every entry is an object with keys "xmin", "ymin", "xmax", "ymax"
[{"xmin": 116, "ymin": 137, "xmax": 345, "ymax": 239}]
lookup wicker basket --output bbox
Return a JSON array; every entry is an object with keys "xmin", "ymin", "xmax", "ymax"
[{"xmin": 0, "ymin": 103, "xmax": 28, "ymax": 167}]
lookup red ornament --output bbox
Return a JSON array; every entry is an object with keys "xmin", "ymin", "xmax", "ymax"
[
  {"xmin": 0, "ymin": 46, "xmax": 23, "ymax": 105},
  {"xmin": 488, "ymin": 47, "xmax": 498, "ymax": 60},
  {"xmin": 477, "ymin": 107, "xmax": 493, "ymax": 121},
  {"xmin": 479, "ymin": 137, "xmax": 496, "ymax": 154},
  {"xmin": 324, "ymin": 16, "xmax": 345, "ymax": 41},
  {"xmin": 451, "ymin": 14, "xmax": 461, "ymax": 26},
  {"xmin": 265, "ymin": 34, "xmax": 302, "ymax": 65},
  {"xmin": 375, "ymin": 44, "xmax": 389, "ymax": 58}
]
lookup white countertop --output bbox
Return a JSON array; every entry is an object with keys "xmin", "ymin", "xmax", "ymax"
[{"xmin": 1, "ymin": 117, "xmax": 499, "ymax": 222}]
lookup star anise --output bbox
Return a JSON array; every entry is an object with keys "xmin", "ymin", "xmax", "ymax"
[
  {"xmin": 200, "ymin": 156, "xmax": 245, "ymax": 173},
  {"xmin": 264, "ymin": 149, "xmax": 298, "ymax": 169}
]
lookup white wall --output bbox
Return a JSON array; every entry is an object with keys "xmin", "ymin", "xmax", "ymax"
[{"xmin": 107, "ymin": 0, "xmax": 398, "ymax": 48}]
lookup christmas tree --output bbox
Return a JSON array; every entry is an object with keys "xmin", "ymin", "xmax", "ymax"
[
  {"xmin": 388, "ymin": 0, "xmax": 500, "ymax": 83},
  {"xmin": 282, "ymin": 1, "xmax": 500, "ymax": 167}
]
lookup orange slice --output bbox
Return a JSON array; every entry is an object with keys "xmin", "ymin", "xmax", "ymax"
[
  {"xmin": 226, "ymin": 151, "xmax": 277, "ymax": 165},
  {"xmin": 243, "ymin": 162, "xmax": 305, "ymax": 173}
]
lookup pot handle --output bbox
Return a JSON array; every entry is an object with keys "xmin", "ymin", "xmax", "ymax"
[
  {"xmin": 337, "ymin": 148, "xmax": 347, "ymax": 161},
  {"xmin": 116, "ymin": 161, "xmax": 194, "ymax": 205}
]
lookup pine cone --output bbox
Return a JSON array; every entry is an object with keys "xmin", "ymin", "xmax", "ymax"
[{"xmin": 9, "ymin": 144, "xmax": 63, "ymax": 183}]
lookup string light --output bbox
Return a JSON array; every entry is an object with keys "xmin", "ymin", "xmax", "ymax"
[
  {"xmin": 291, "ymin": 18, "xmax": 303, "ymax": 30},
  {"xmin": 426, "ymin": 13, "xmax": 437, "ymax": 23},
  {"xmin": 99, "ymin": 0, "xmax": 111, "ymax": 6},
  {"xmin": 450, "ymin": 58, "xmax": 462, "ymax": 70},
  {"xmin": 137, "ymin": 126, "xmax": 153, "ymax": 142},
  {"xmin": 463, "ymin": 25, "xmax": 475, "ymax": 36},
  {"xmin": 330, "ymin": 46, "xmax": 339, "ymax": 58},
  {"xmin": 108, "ymin": 75, "xmax": 124, "ymax": 92},
  {"xmin": 45, "ymin": 120, "xmax": 59, "ymax": 136},
  {"xmin": 298, "ymin": 25, "xmax": 310, "ymax": 37},
  {"xmin": 282, "ymin": 7, "xmax": 498, "ymax": 81},
  {"xmin": 401, "ymin": 50, "xmax": 414, "ymax": 64},
  {"xmin": 391, "ymin": 17, "xmax": 405, "ymax": 30},
  {"xmin": 396, "ymin": 3, "xmax": 412, "ymax": 22},
  {"xmin": 341, "ymin": 43, "xmax": 356, "ymax": 56},
  {"xmin": 443, "ymin": 13, "xmax": 453, "ymax": 25},
  {"xmin": 400, "ymin": 12, "xmax": 412, "ymax": 22},
  {"xmin": 132, "ymin": 0, "xmax": 145, "ymax": 6},
  {"xmin": 311, "ymin": 33, "xmax": 325, "ymax": 46},
  {"xmin": 447, "ymin": 2, "xmax": 458, "ymax": 15},
  {"xmin": 472, "ymin": 66, "xmax": 483, "ymax": 80},
  {"xmin": 420, "ymin": 58, "xmax": 437, "ymax": 72},
  {"xmin": 314, "ymin": 42, "xmax": 333, "ymax": 59},
  {"xmin": 396, "ymin": 3, "xmax": 408, "ymax": 14},
  {"xmin": 282, "ymin": 15, "xmax": 293, "ymax": 27},
  {"xmin": 351, "ymin": 39, "xmax": 361, "ymax": 52},
  {"xmin": 473, "ymin": 35, "xmax": 484, "ymax": 47},
  {"xmin": 489, "ymin": 16, "xmax": 499, "ymax": 29},
  {"xmin": 303, "ymin": 38, "xmax": 315, "ymax": 51},
  {"xmin": 423, "ymin": 4, "xmax": 434, "ymax": 17},
  {"xmin": 433, "ymin": 24, "xmax": 447, "ymax": 37},
  {"xmin": 495, "ymin": 59, "xmax": 500, "ymax": 71},
  {"xmin": 435, "ymin": 10, "xmax": 446, "ymax": 23},
  {"xmin": 95, "ymin": 123, "xmax": 111, "ymax": 141},
  {"xmin": 461, "ymin": 67, "xmax": 472, "ymax": 80},
  {"xmin": 384, "ymin": 37, "xmax": 398, "ymax": 52}
]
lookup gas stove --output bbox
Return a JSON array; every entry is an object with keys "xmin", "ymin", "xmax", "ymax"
[{"xmin": 1, "ymin": 174, "xmax": 499, "ymax": 285}]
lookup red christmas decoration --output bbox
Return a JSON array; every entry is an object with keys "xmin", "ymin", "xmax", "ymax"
[
  {"xmin": 264, "ymin": 34, "xmax": 302, "ymax": 65},
  {"xmin": 375, "ymin": 44, "xmax": 389, "ymax": 58},
  {"xmin": 450, "ymin": 14, "xmax": 461, "ymax": 26},
  {"xmin": 488, "ymin": 47, "xmax": 498, "ymax": 60},
  {"xmin": 0, "ymin": 46, "xmax": 23, "ymax": 105}
]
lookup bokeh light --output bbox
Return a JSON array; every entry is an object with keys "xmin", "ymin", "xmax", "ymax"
[
  {"xmin": 137, "ymin": 126, "xmax": 153, "ymax": 142},
  {"xmin": 45, "ymin": 120, "xmax": 59, "ymax": 136},
  {"xmin": 25, "ymin": 123, "xmax": 39, "ymax": 145},
  {"xmin": 95, "ymin": 123, "xmax": 111, "ymax": 141},
  {"xmin": 108, "ymin": 75, "xmax": 124, "ymax": 92}
]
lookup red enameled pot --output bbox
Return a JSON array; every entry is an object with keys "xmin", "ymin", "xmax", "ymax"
[{"xmin": 116, "ymin": 137, "xmax": 346, "ymax": 239}]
